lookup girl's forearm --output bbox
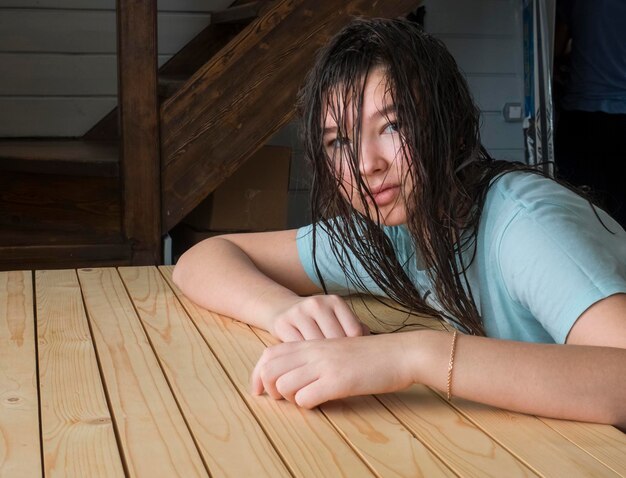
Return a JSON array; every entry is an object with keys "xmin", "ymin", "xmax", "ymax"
[
  {"xmin": 405, "ymin": 330, "xmax": 626, "ymax": 428},
  {"xmin": 173, "ymin": 238, "xmax": 300, "ymax": 331}
]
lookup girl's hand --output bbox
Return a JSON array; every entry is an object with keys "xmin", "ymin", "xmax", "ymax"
[
  {"xmin": 269, "ymin": 295, "xmax": 370, "ymax": 342},
  {"xmin": 251, "ymin": 333, "xmax": 416, "ymax": 409}
]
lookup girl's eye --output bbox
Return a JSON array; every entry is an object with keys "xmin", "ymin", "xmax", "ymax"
[
  {"xmin": 327, "ymin": 136, "xmax": 351, "ymax": 150},
  {"xmin": 382, "ymin": 122, "xmax": 399, "ymax": 134}
]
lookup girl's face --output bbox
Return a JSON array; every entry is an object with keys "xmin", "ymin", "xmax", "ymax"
[{"xmin": 322, "ymin": 68, "xmax": 413, "ymax": 226}]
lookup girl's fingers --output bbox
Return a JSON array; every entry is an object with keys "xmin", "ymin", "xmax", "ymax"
[
  {"xmin": 275, "ymin": 366, "xmax": 319, "ymax": 403},
  {"xmin": 294, "ymin": 316, "xmax": 325, "ymax": 340},
  {"xmin": 294, "ymin": 378, "xmax": 332, "ymax": 409},
  {"xmin": 251, "ymin": 348, "xmax": 305, "ymax": 398},
  {"xmin": 274, "ymin": 323, "xmax": 305, "ymax": 343},
  {"xmin": 333, "ymin": 300, "xmax": 366, "ymax": 337},
  {"xmin": 315, "ymin": 314, "xmax": 347, "ymax": 338}
]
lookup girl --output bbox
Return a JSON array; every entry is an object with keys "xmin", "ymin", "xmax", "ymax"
[{"xmin": 173, "ymin": 18, "xmax": 626, "ymax": 428}]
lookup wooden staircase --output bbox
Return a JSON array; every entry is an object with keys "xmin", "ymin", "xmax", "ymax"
[{"xmin": 0, "ymin": 0, "xmax": 421, "ymax": 271}]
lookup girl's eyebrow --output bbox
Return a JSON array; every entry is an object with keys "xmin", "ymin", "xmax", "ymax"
[
  {"xmin": 370, "ymin": 104, "xmax": 397, "ymax": 122},
  {"xmin": 322, "ymin": 104, "xmax": 396, "ymax": 135},
  {"xmin": 323, "ymin": 125, "xmax": 338, "ymax": 136}
]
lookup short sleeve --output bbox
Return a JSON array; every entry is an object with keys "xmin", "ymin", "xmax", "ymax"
[
  {"xmin": 296, "ymin": 222, "xmax": 409, "ymax": 296},
  {"xmin": 296, "ymin": 223, "xmax": 385, "ymax": 295},
  {"xmin": 498, "ymin": 204, "xmax": 626, "ymax": 343}
]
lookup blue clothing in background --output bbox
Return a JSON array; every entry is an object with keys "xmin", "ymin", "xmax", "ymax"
[
  {"xmin": 296, "ymin": 172, "xmax": 626, "ymax": 344},
  {"xmin": 557, "ymin": 0, "xmax": 626, "ymax": 114}
]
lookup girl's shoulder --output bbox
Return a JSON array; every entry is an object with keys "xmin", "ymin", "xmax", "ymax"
[
  {"xmin": 488, "ymin": 170, "xmax": 578, "ymax": 208},
  {"xmin": 485, "ymin": 170, "xmax": 603, "ymax": 222},
  {"xmin": 481, "ymin": 169, "xmax": 625, "ymax": 254}
]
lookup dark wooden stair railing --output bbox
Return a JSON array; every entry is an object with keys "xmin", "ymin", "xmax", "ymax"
[{"xmin": 116, "ymin": 0, "xmax": 161, "ymax": 264}]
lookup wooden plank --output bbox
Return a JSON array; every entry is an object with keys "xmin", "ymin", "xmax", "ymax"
[
  {"xmin": 440, "ymin": 37, "xmax": 521, "ymax": 75},
  {"xmin": 118, "ymin": 266, "xmax": 290, "ymax": 477},
  {"xmin": 0, "ymin": 0, "xmax": 226, "ymax": 12},
  {"xmin": 77, "ymin": 267, "xmax": 209, "ymax": 478},
  {"xmin": 379, "ymin": 389, "xmax": 538, "ymax": 478},
  {"xmin": 0, "ymin": 244, "xmax": 131, "ymax": 272},
  {"xmin": 0, "ymin": 140, "xmax": 119, "ymax": 177},
  {"xmin": 252, "ymin": 327, "xmax": 456, "ymax": 478},
  {"xmin": 434, "ymin": 395, "xmax": 621, "ymax": 477},
  {"xmin": 424, "ymin": 0, "xmax": 519, "ymax": 36},
  {"xmin": 0, "ymin": 53, "xmax": 117, "ymax": 96},
  {"xmin": 0, "ymin": 97, "xmax": 116, "ymax": 137},
  {"xmin": 539, "ymin": 418, "xmax": 626, "ymax": 476},
  {"xmin": 0, "ymin": 10, "xmax": 210, "ymax": 55},
  {"xmin": 465, "ymin": 75, "xmax": 523, "ymax": 113},
  {"xmin": 0, "ymin": 53, "xmax": 171, "ymax": 99},
  {"xmin": 0, "ymin": 271, "xmax": 41, "ymax": 477},
  {"xmin": 480, "ymin": 113, "xmax": 524, "ymax": 150},
  {"xmin": 159, "ymin": 265, "xmax": 376, "ymax": 477},
  {"xmin": 0, "ymin": 171, "xmax": 122, "ymax": 244},
  {"xmin": 160, "ymin": 0, "xmax": 421, "ymax": 231},
  {"xmin": 116, "ymin": 0, "xmax": 161, "ymax": 264},
  {"xmin": 35, "ymin": 269, "xmax": 124, "ymax": 477}
]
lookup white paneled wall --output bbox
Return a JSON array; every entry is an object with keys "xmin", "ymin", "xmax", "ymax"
[
  {"xmin": 423, "ymin": 0, "xmax": 525, "ymax": 161},
  {"xmin": 0, "ymin": 0, "xmax": 232, "ymax": 136}
]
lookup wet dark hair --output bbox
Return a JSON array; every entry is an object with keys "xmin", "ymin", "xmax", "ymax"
[{"xmin": 298, "ymin": 17, "xmax": 544, "ymax": 336}]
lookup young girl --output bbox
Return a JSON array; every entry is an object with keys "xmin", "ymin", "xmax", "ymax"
[{"xmin": 173, "ymin": 18, "xmax": 626, "ymax": 428}]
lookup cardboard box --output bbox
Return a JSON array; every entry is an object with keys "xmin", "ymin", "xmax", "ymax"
[{"xmin": 183, "ymin": 145, "xmax": 291, "ymax": 232}]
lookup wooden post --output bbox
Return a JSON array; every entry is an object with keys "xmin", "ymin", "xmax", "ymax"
[{"xmin": 116, "ymin": 0, "xmax": 161, "ymax": 264}]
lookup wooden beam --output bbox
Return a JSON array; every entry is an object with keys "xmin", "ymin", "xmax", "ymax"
[
  {"xmin": 0, "ymin": 243, "xmax": 132, "ymax": 271},
  {"xmin": 160, "ymin": 0, "xmax": 420, "ymax": 232},
  {"xmin": 0, "ymin": 139, "xmax": 119, "ymax": 177},
  {"xmin": 116, "ymin": 0, "xmax": 161, "ymax": 264}
]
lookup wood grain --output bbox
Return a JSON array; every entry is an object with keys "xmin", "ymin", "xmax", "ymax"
[
  {"xmin": 0, "ymin": 244, "xmax": 131, "ymax": 272},
  {"xmin": 77, "ymin": 267, "xmax": 209, "ymax": 478},
  {"xmin": 119, "ymin": 266, "xmax": 290, "ymax": 477},
  {"xmin": 253, "ymin": 327, "xmax": 455, "ymax": 478},
  {"xmin": 0, "ymin": 271, "xmax": 41, "ymax": 477},
  {"xmin": 437, "ymin": 395, "xmax": 621, "ymax": 477},
  {"xmin": 159, "ymin": 265, "xmax": 375, "ymax": 477},
  {"xmin": 36, "ymin": 269, "xmax": 124, "ymax": 477},
  {"xmin": 379, "ymin": 389, "xmax": 538, "ymax": 477},
  {"xmin": 0, "ymin": 171, "xmax": 122, "ymax": 242},
  {"xmin": 116, "ymin": 0, "xmax": 161, "ymax": 264},
  {"xmin": 539, "ymin": 418, "xmax": 626, "ymax": 476}
]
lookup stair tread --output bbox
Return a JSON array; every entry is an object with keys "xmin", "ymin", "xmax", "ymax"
[{"xmin": 0, "ymin": 139, "xmax": 119, "ymax": 177}]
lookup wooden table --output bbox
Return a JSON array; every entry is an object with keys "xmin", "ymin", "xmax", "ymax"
[{"xmin": 1, "ymin": 266, "xmax": 625, "ymax": 477}]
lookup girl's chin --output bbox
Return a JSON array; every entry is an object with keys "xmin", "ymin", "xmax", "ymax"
[{"xmin": 380, "ymin": 208, "xmax": 408, "ymax": 226}]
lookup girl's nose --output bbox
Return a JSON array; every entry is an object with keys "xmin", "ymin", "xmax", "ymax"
[{"xmin": 359, "ymin": 140, "xmax": 390, "ymax": 177}]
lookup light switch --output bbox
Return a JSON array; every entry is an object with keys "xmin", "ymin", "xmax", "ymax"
[{"xmin": 503, "ymin": 103, "xmax": 523, "ymax": 122}]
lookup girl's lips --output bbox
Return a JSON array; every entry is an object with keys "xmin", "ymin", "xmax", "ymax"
[{"xmin": 371, "ymin": 185, "xmax": 400, "ymax": 206}]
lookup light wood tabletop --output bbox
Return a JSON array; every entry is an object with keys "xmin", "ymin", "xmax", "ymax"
[{"xmin": 1, "ymin": 266, "xmax": 625, "ymax": 477}]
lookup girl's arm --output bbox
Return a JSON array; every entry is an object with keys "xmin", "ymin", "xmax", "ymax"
[
  {"xmin": 173, "ymin": 230, "xmax": 368, "ymax": 340},
  {"xmin": 252, "ymin": 293, "xmax": 626, "ymax": 428}
]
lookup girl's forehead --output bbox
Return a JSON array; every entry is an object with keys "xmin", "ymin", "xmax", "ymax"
[{"xmin": 322, "ymin": 68, "xmax": 394, "ymax": 129}]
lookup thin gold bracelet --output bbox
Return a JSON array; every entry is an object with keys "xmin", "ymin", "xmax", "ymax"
[{"xmin": 446, "ymin": 330, "xmax": 459, "ymax": 401}]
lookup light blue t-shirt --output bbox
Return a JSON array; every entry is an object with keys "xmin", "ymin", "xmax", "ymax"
[{"xmin": 296, "ymin": 172, "xmax": 626, "ymax": 344}]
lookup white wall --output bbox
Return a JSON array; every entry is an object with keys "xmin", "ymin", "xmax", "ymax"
[
  {"xmin": 0, "ymin": 0, "xmax": 232, "ymax": 136},
  {"xmin": 423, "ymin": 0, "xmax": 525, "ymax": 162}
]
